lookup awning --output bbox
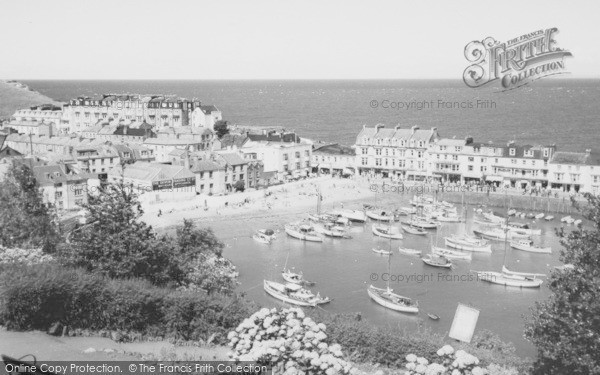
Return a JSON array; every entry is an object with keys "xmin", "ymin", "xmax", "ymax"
[{"xmin": 485, "ymin": 176, "xmax": 504, "ymax": 182}]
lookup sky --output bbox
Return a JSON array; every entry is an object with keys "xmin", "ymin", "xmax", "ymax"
[{"xmin": 0, "ymin": 0, "xmax": 598, "ymax": 80}]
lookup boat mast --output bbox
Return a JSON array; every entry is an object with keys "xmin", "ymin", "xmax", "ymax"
[{"xmin": 502, "ymin": 190, "xmax": 510, "ymax": 267}]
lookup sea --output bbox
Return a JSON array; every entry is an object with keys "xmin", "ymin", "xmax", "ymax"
[
  {"xmin": 23, "ymin": 79, "xmax": 600, "ymax": 151},
  {"xmin": 22, "ymin": 79, "xmax": 600, "ymax": 358}
]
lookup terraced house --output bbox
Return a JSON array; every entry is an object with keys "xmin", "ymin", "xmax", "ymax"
[
  {"xmin": 548, "ymin": 150, "xmax": 600, "ymax": 193},
  {"xmin": 355, "ymin": 124, "xmax": 440, "ymax": 180}
]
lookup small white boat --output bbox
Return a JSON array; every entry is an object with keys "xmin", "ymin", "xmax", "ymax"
[
  {"xmin": 367, "ymin": 285, "xmax": 419, "ymax": 313},
  {"xmin": 501, "ymin": 265, "xmax": 546, "ymax": 278},
  {"xmin": 253, "ymin": 229, "xmax": 276, "ymax": 244},
  {"xmin": 561, "ymin": 216, "xmax": 574, "ymax": 224},
  {"xmin": 372, "ymin": 247, "xmax": 393, "ymax": 256},
  {"xmin": 335, "ymin": 209, "xmax": 367, "ymax": 223},
  {"xmin": 544, "ymin": 215, "xmax": 554, "ymax": 221},
  {"xmin": 519, "ymin": 213, "xmax": 526, "ymax": 219},
  {"xmin": 436, "ymin": 214, "xmax": 462, "ymax": 223},
  {"xmin": 314, "ymin": 222, "xmax": 347, "ymax": 238},
  {"xmin": 534, "ymin": 213, "xmax": 545, "ymax": 220},
  {"xmin": 422, "ymin": 254, "xmax": 453, "ymax": 268},
  {"xmin": 474, "ymin": 271, "xmax": 543, "ymax": 288},
  {"xmin": 432, "ymin": 246, "xmax": 472, "ymax": 261},
  {"xmin": 507, "ymin": 209, "xmax": 517, "ymax": 216},
  {"xmin": 366, "ymin": 210, "xmax": 395, "ymax": 222},
  {"xmin": 482, "ymin": 211, "xmax": 506, "ymax": 224},
  {"xmin": 398, "ymin": 247, "xmax": 422, "ymax": 256},
  {"xmin": 573, "ymin": 219, "xmax": 582, "ymax": 226},
  {"xmin": 444, "ymin": 235, "xmax": 492, "ymax": 253},
  {"xmin": 402, "ymin": 218, "xmax": 439, "ymax": 230},
  {"xmin": 510, "ymin": 239, "xmax": 552, "ymax": 254},
  {"xmin": 401, "ymin": 224, "xmax": 427, "ymax": 236},
  {"xmin": 526, "ymin": 213, "xmax": 536, "ymax": 219},
  {"xmin": 473, "ymin": 219, "xmax": 502, "ymax": 227},
  {"xmin": 502, "ymin": 222, "xmax": 542, "ymax": 236},
  {"xmin": 263, "ymin": 280, "xmax": 317, "ymax": 307},
  {"xmin": 282, "ymin": 269, "xmax": 315, "ymax": 285},
  {"xmin": 285, "ymin": 224, "xmax": 324, "ymax": 242},
  {"xmin": 399, "ymin": 206, "xmax": 417, "ymax": 215},
  {"xmin": 372, "ymin": 224, "xmax": 403, "ymax": 239},
  {"xmin": 473, "ymin": 228, "xmax": 529, "ymax": 241}
]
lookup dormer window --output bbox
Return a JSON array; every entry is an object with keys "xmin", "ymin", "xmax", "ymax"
[{"xmin": 509, "ymin": 148, "xmax": 516, "ymax": 156}]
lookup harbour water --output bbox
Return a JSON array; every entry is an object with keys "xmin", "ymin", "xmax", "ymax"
[
  {"xmin": 23, "ymin": 79, "xmax": 600, "ymax": 151},
  {"xmin": 224, "ymin": 205, "xmax": 567, "ymax": 359}
]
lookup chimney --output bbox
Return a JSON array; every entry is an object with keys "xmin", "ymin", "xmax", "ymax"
[
  {"xmin": 586, "ymin": 149, "xmax": 592, "ymax": 154},
  {"xmin": 411, "ymin": 125, "xmax": 419, "ymax": 134},
  {"xmin": 123, "ymin": 125, "xmax": 128, "ymax": 135},
  {"xmin": 394, "ymin": 125, "xmax": 401, "ymax": 131},
  {"xmin": 465, "ymin": 136, "xmax": 473, "ymax": 145},
  {"xmin": 375, "ymin": 124, "xmax": 385, "ymax": 131}
]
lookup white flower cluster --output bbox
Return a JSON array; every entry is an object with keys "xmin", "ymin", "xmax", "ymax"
[
  {"xmin": 228, "ymin": 307, "xmax": 356, "ymax": 375},
  {"xmin": 405, "ymin": 345, "xmax": 488, "ymax": 375},
  {"xmin": 0, "ymin": 246, "xmax": 53, "ymax": 265}
]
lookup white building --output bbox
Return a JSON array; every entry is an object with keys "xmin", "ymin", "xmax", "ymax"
[
  {"xmin": 354, "ymin": 124, "xmax": 440, "ymax": 180},
  {"xmin": 240, "ymin": 139, "xmax": 312, "ymax": 181},
  {"xmin": 548, "ymin": 150, "xmax": 600, "ymax": 193}
]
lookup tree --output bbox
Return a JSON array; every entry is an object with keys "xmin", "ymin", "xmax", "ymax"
[
  {"xmin": 525, "ymin": 193, "xmax": 600, "ymax": 374},
  {"xmin": 233, "ymin": 179, "xmax": 245, "ymax": 192},
  {"xmin": 214, "ymin": 120, "xmax": 229, "ymax": 139},
  {"xmin": 175, "ymin": 219, "xmax": 238, "ymax": 294},
  {"xmin": 0, "ymin": 162, "xmax": 60, "ymax": 253},
  {"xmin": 58, "ymin": 183, "xmax": 179, "ymax": 285}
]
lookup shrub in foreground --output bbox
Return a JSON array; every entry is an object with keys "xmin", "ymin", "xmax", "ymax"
[
  {"xmin": 0, "ymin": 263, "xmax": 255, "ymax": 344},
  {"xmin": 228, "ymin": 307, "xmax": 356, "ymax": 375}
]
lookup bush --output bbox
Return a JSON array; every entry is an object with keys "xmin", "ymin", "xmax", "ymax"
[
  {"xmin": 0, "ymin": 263, "xmax": 256, "ymax": 344},
  {"xmin": 228, "ymin": 307, "xmax": 356, "ymax": 375},
  {"xmin": 308, "ymin": 311, "xmax": 444, "ymax": 368}
]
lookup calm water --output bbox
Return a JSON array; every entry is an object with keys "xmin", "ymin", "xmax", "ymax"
[
  {"xmin": 23, "ymin": 79, "xmax": 600, "ymax": 151},
  {"xmin": 223, "ymin": 208, "xmax": 565, "ymax": 359},
  {"xmin": 22, "ymin": 79, "xmax": 592, "ymax": 357}
]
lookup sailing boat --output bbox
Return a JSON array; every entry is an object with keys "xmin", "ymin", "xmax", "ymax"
[
  {"xmin": 372, "ymin": 218, "xmax": 403, "ymax": 239},
  {"xmin": 367, "ymin": 247, "xmax": 419, "ymax": 313},
  {"xmin": 422, "ymin": 229, "xmax": 453, "ymax": 268},
  {"xmin": 473, "ymin": 202, "xmax": 543, "ymax": 288}
]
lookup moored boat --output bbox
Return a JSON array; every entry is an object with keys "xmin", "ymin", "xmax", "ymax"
[
  {"xmin": 402, "ymin": 218, "xmax": 439, "ymax": 230},
  {"xmin": 282, "ymin": 269, "xmax": 315, "ymax": 285},
  {"xmin": 473, "ymin": 228, "xmax": 529, "ymax": 241},
  {"xmin": 510, "ymin": 239, "xmax": 552, "ymax": 254},
  {"xmin": 285, "ymin": 223, "xmax": 324, "ymax": 242},
  {"xmin": 444, "ymin": 235, "xmax": 492, "ymax": 253},
  {"xmin": 253, "ymin": 229, "xmax": 276, "ymax": 244},
  {"xmin": 534, "ymin": 213, "xmax": 545, "ymax": 220},
  {"xmin": 367, "ymin": 285, "xmax": 419, "ymax": 313},
  {"xmin": 473, "ymin": 271, "xmax": 543, "ymax": 288},
  {"xmin": 372, "ymin": 247, "xmax": 393, "ymax": 256},
  {"xmin": 366, "ymin": 210, "xmax": 395, "ymax": 222},
  {"xmin": 398, "ymin": 247, "xmax": 422, "ymax": 256},
  {"xmin": 401, "ymin": 224, "xmax": 427, "ymax": 235},
  {"xmin": 422, "ymin": 254, "xmax": 453, "ymax": 268},
  {"xmin": 263, "ymin": 280, "xmax": 318, "ymax": 306},
  {"xmin": 431, "ymin": 246, "xmax": 472, "ymax": 261},
  {"xmin": 314, "ymin": 222, "xmax": 347, "ymax": 238},
  {"xmin": 501, "ymin": 265, "xmax": 546, "ymax": 278},
  {"xmin": 372, "ymin": 224, "xmax": 403, "ymax": 239},
  {"xmin": 335, "ymin": 209, "xmax": 367, "ymax": 223},
  {"xmin": 544, "ymin": 215, "xmax": 554, "ymax": 221}
]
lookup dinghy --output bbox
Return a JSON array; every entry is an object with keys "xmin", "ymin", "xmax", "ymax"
[
  {"xmin": 534, "ymin": 213, "xmax": 545, "ymax": 220},
  {"xmin": 398, "ymin": 247, "xmax": 422, "ymax": 256},
  {"xmin": 253, "ymin": 229, "xmax": 276, "ymax": 244},
  {"xmin": 372, "ymin": 248, "xmax": 393, "ymax": 256},
  {"xmin": 335, "ymin": 209, "xmax": 367, "ymax": 223},
  {"xmin": 544, "ymin": 215, "xmax": 554, "ymax": 221}
]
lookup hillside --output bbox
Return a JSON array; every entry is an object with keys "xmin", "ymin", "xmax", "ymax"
[{"xmin": 0, "ymin": 80, "xmax": 61, "ymax": 119}]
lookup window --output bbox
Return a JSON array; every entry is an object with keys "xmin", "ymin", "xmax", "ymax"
[
  {"xmin": 209, "ymin": 172, "xmax": 213, "ymax": 178},
  {"xmin": 468, "ymin": 165, "xmax": 474, "ymax": 171},
  {"xmin": 509, "ymin": 148, "xmax": 516, "ymax": 156},
  {"xmin": 361, "ymin": 158, "xmax": 367, "ymax": 165},
  {"xmin": 295, "ymin": 162, "xmax": 301, "ymax": 169},
  {"xmin": 305, "ymin": 150, "xmax": 309, "ymax": 156},
  {"xmin": 74, "ymin": 188, "xmax": 83, "ymax": 196},
  {"xmin": 200, "ymin": 172, "xmax": 204, "ymax": 179},
  {"xmin": 468, "ymin": 157, "xmax": 474, "ymax": 162},
  {"xmin": 284, "ymin": 154, "xmax": 289, "ymax": 161},
  {"xmin": 295, "ymin": 152, "xmax": 300, "ymax": 158}
]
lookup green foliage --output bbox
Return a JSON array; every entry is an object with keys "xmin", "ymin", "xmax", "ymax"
[
  {"xmin": 0, "ymin": 263, "xmax": 256, "ymax": 344},
  {"xmin": 0, "ymin": 162, "xmax": 60, "ymax": 252},
  {"xmin": 525, "ymin": 193, "xmax": 600, "ymax": 374},
  {"xmin": 214, "ymin": 120, "xmax": 229, "ymax": 139},
  {"xmin": 307, "ymin": 311, "xmax": 444, "ymax": 368}
]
